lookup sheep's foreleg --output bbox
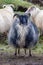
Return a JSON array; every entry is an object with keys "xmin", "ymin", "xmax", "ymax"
[
  {"xmin": 29, "ymin": 48, "xmax": 32, "ymax": 56},
  {"xmin": 18, "ymin": 48, "xmax": 20, "ymax": 55},
  {"xmin": 15, "ymin": 48, "xmax": 17, "ymax": 56},
  {"xmin": 24, "ymin": 48, "xmax": 26, "ymax": 55}
]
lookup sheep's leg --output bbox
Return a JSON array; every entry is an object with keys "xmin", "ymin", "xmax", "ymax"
[
  {"xmin": 18, "ymin": 48, "xmax": 20, "ymax": 55},
  {"xmin": 29, "ymin": 48, "xmax": 32, "ymax": 56},
  {"xmin": 24, "ymin": 48, "xmax": 26, "ymax": 55},
  {"xmin": 15, "ymin": 48, "xmax": 17, "ymax": 56}
]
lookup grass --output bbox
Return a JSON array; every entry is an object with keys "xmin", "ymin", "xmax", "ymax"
[
  {"xmin": 0, "ymin": 0, "xmax": 43, "ymax": 10},
  {"xmin": 0, "ymin": 0, "xmax": 34, "ymax": 9},
  {"xmin": 0, "ymin": 0, "xmax": 43, "ymax": 9},
  {"xmin": 0, "ymin": 43, "xmax": 43, "ymax": 55}
]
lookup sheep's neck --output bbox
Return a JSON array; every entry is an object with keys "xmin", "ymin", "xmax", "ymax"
[
  {"xmin": 32, "ymin": 11, "xmax": 40, "ymax": 25},
  {"xmin": 32, "ymin": 11, "xmax": 43, "ymax": 35}
]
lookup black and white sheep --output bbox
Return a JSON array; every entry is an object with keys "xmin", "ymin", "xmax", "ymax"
[
  {"xmin": 8, "ymin": 14, "xmax": 39, "ymax": 56},
  {"xmin": 25, "ymin": 6, "xmax": 43, "ymax": 35}
]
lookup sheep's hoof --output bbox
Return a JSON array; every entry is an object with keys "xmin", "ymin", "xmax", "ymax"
[
  {"xmin": 29, "ymin": 54, "xmax": 32, "ymax": 57},
  {"xmin": 15, "ymin": 53, "xmax": 17, "ymax": 56}
]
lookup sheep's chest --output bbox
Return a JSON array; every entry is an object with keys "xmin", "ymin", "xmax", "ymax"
[{"xmin": 16, "ymin": 24, "xmax": 28, "ymax": 48}]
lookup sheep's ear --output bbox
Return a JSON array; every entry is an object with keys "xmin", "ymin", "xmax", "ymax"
[
  {"xmin": 26, "ymin": 13, "xmax": 31, "ymax": 17},
  {"xmin": 10, "ymin": 4, "xmax": 15, "ymax": 11},
  {"xmin": 10, "ymin": 4, "xmax": 14, "ymax": 8},
  {"xmin": 13, "ymin": 14, "xmax": 19, "ymax": 18},
  {"xmin": 29, "ymin": 6, "xmax": 36, "ymax": 12},
  {"xmin": 2, "ymin": 5, "xmax": 6, "ymax": 8},
  {"xmin": 31, "ymin": 6, "xmax": 36, "ymax": 10}
]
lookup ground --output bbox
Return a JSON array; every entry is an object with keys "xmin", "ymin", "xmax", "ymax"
[
  {"xmin": 0, "ymin": 42, "xmax": 43, "ymax": 65},
  {"xmin": 0, "ymin": 52, "xmax": 43, "ymax": 65}
]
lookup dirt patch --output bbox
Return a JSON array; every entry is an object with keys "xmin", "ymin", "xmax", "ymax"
[{"xmin": 0, "ymin": 52, "xmax": 43, "ymax": 65}]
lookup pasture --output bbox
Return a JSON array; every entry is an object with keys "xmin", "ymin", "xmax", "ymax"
[{"xmin": 0, "ymin": 0, "xmax": 43, "ymax": 65}]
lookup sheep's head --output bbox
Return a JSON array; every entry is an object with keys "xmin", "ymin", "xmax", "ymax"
[
  {"xmin": 25, "ymin": 6, "xmax": 40, "ymax": 18},
  {"xmin": 2, "ymin": 4, "xmax": 14, "ymax": 14},
  {"xmin": 13, "ymin": 13, "xmax": 32, "ymax": 27},
  {"xmin": 3, "ymin": 4, "xmax": 14, "ymax": 8}
]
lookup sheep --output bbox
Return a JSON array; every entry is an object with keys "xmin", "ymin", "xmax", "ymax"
[
  {"xmin": 0, "ymin": 4, "xmax": 14, "ymax": 34},
  {"xmin": 25, "ymin": 6, "xmax": 43, "ymax": 35},
  {"xmin": 8, "ymin": 14, "xmax": 39, "ymax": 56}
]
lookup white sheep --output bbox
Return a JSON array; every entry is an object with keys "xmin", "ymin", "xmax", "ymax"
[
  {"xmin": 0, "ymin": 4, "xmax": 14, "ymax": 34},
  {"xmin": 25, "ymin": 6, "xmax": 43, "ymax": 35}
]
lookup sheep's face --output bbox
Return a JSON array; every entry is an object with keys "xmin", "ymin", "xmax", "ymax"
[
  {"xmin": 3, "ymin": 4, "xmax": 14, "ymax": 14},
  {"xmin": 25, "ymin": 6, "xmax": 40, "ymax": 18},
  {"xmin": 13, "ymin": 14, "xmax": 30, "ymax": 26}
]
